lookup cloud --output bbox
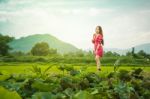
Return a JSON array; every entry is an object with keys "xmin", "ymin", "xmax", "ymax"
[
  {"xmin": 103, "ymin": 9, "xmax": 150, "ymax": 48},
  {"xmin": 58, "ymin": 7, "xmax": 115, "ymax": 16},
  {"xmin": 88, "ymin": 8, "xmax": 114, "ymax": 16},
  {"xmin": 0, "ymin": 0, "xmax": 150, "ymax": 49}
]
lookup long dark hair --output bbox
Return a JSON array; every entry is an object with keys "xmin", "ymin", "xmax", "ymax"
[{"xmin": 96, "ymin": 26, "xmax": 104, "ymax": 45}]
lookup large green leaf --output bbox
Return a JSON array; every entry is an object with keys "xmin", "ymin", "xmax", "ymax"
[
  {"xmin": 32, "ymin": 92, "xmax": 56, "ymax": 99},
  {"xmin": 73, "ymin": 90, "xmax": 93, "ymax": 99},
  {"xmin": 0, "ymin": 75, "xmax": 10, "ymax": 81},
  {"xmin": 12, "ymin": 74, "xmax": 27, "ymax": 81},
  {"xmin": 0, "ymin": 70, "xmax": 11, "ymax": 81},
  {"xmin": 0, "ymin": 71, "xmax": 10, "ymax": 75},
  {"xmin": 31, "ymin": 80, "xmax": 57, "ymax": 91},
  {"xmin": 0, "ymin": 86, "xmax": 22, "ymax": 99}
]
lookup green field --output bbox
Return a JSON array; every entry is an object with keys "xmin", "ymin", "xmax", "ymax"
[
  {"xmin": 0, "ymin": 62, "xmax": 150, "ymax": 74},
  {"xmin": 0, "ymin": 62, "xmax": 150, "ymax": 99}
]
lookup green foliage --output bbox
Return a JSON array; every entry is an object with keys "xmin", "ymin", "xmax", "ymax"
[
  {"xmin": 137, "ymin": 50, "xmax": 147, "ymax": 58},
  {"xmin": 73, "ymin": 90, "xmax": 93, "ymax": 99},
  {"xmin": 9, "ymin": 34, "xmax": 79, "ymax": 54},
  {"xmin": 75, "ymin": 50, "xmax": 85, "ymax": 57},
  {"xmin": 84, "ymin": 72, "xmax": 101, "ymax": 84},
  {"xmin": 104, "ymin": 51, "xmax": 120, "ymax": 57},
  {"xmin": 31, "ymin": 42, "xmax": 52, "ymax": 56},
  {"xmin": 0, "ymin": 71, "xmax": 11, "ymax": 81},
  {"xmin": 0, "ymin": 65, "xmax": 149, "ymax": 99},
  {"xmin": 114, "ymin": 82, "xmax": 134, "ymax": 99},
  {"xmin": 57, "ymin": 64, "xmax": 75, "ymax": 75},
  {"xmin": 28, "ymin": 65, "xmax": 52, "ymax": 79},
  {"xmin": 131, "ymin": 68, "xmax": 143, "ymax": 79},
  {"xmin": 10, "ymin": 51, "xmax": 25, "ymax": 56},
  {"xmin": 32, "ymin": 92, "xmax": 56, "ymax": 99},
  {"xmin": 31, "ymin": 79, "xmax": 57, "ymax": 92},
  {"xmin": 57, "ymin": 64, "xmax": 66, "ymax": 75},
  {"xmin": 65, "ymin": 65, "xmax": 74, "ymax": 71},
  {"xmin": 114, "ymin": 59, "xmax": 120, "ymax": 72},
  {"xmin": 0, "ymin": 75, "xmax": 11, "ymax": 81},
  {"xmin": 60, "ymin": 76, "xmax": 73, "ymax": 90},
  {"xmin": 126, "ymin": 51, "xmax": 132, "ymax": 57},
  {"xmin": 0, "ymin": 86, "xmax": 22, "ymax": 99},
  {"xmin": 0, "ymin": 54, "xmax": 149, "ymax": 66},
  {"xmin": 70, "ymin": 70, "xmax": 80, "ymax": 76},
  {"xmin": 118, "ymin": 69, "xmax": 131, "ymax": 82},
  {"xmin": 0, "ymin": 34, "xmax": 14, "ymax": 56}
]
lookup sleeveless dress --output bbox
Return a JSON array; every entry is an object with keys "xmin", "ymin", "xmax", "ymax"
[{"xmin": 92, "ymin": 34, "xmax": 103, "ymax": 57}]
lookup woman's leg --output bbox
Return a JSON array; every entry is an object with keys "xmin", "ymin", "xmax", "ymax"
[{"xmin": 95, "ymin": 55, "xmax": 101, "ymax": 70}]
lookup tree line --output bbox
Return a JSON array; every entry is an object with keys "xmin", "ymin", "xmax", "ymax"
[{"xmin": 0, "ymin": 34, "xmax": 150, "ymax": 60}]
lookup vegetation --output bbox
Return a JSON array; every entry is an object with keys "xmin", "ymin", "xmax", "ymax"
[
  {"xmin": 0, "ymin": 34, "xmax": 149, "ymax": 99},
  {"xmin": 31, "ymin": 42, "xmax": 57, "ymax": 56},
  {"xmin": 0, "ymin": 65, "xmax": 149, "ymax": 99},
  {"xmin": 0, "ymin": 34, "xmax": 149, "ymax": 66},
  {"xmin": 0, "ymin": 34, "xmax": 14, "ymax": 56},
  {"xmin": 8, "ymin": 34, "xmax": 79, "ymax": 54}
]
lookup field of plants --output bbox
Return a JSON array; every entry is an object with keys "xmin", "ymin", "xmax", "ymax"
[{"xmin": 0, "ymin": 63, "xmax": 150, "ymax": 99}]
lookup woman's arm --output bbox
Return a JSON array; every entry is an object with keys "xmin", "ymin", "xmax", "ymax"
[{"xmin": 97, "ymin": 34, "xmax": 103, "ymax": 45}]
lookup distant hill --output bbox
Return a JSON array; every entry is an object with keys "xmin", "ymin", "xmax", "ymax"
[
  {"xmin": 104, "ymin": 43, "xmax": 150, "ymax": 55},
  {"xmin": 104, "ymin": 48, "xmax": 129, "ymax": 55},
  {"xmin": 8, "ymin": 34, "xmax": 150, "ymax": 55},
  {"xmin": 8, "ymin": 34, "xmax": 79, "ymax": 53},
  {"xmin": 134, "ymin": 43, "xmax": 150, "ymax": 53}
]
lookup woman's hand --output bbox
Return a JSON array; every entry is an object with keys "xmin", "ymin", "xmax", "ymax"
[
  {"xmin": 92, "ymin": 33, "xmax": 96, "ymax": 43},
  {"xmin": 97, "ymin": 43, "xmax": 100, "ymax": 48},
  {"xmin": 92, "ymin": 39, "xmax": 95, "ymax": 43},
  {"xmin": 95, "ymin": 44, "xmax": 100, "ymax": 53}
]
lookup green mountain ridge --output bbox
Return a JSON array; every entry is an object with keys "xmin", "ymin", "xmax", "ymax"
[
  {"xmin": 104, "ymin": 43, "xmax": 150, "ymax": 55},
  {"xmin": 134, "ymin": 43, "xmax": 150, "ymax": 53},
  {"xmin": 8, "ymin": 33, "xmax": 150, "ymax": 55},
  {"xmin": 8, "ymin": 34, "xmax": 79, "ymax": 54}
]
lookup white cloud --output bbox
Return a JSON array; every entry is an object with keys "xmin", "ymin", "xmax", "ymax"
[
  {"xmin": 0, "ymin": 1, "xmax": 150, "ymax": 50},
  {"xmin": 103, "ymin": 10, "xmax": 150, "ymax": 48},
  {"xmin": 89, "ymin": 8, "xmax": 114, "ymax": 16},
  {"xmin": 58, "ymin": 8, "xmax": 114, "ymax": 16}
]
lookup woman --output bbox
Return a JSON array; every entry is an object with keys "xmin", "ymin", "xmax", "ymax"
[{"xmin": 92, "ymin": 26, "xmax": 104, "ymax": 71}]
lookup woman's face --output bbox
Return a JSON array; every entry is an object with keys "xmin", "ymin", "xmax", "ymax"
[{"xmin": 95, "ymin": 27, "xmax": 100, "ymax": 34}]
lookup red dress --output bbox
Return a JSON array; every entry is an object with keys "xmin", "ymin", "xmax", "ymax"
[{"xmin": 92, "ymin": 34, "xmax": 103, "ymax": 57}]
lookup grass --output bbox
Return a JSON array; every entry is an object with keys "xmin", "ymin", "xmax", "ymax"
[
  {"xmin": 0, "ymin": 62, "xmax": 149, "ymax": 74},
  {"xmin": 0, "ymin": 62, "xmax": 150, "ymax": 99}
]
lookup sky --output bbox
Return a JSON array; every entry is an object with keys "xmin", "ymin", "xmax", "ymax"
[{"xmin": 0, "ymin": 0, "xmax": 150, "ymax": 50}]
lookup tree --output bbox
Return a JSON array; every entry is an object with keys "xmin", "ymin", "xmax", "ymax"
[
  {"xmin": 137, "ymin": 50, "xmax": 146, "ymax": 58},
  {"xmin": 85, "ymin": 50, "xmax": 93, "ymax": 57},
  {"xmin": 131, "ymin": 47, "xmax": 135, "ymax": 56},
  {"xmin": 75, "ymin": 50, "xmax": 84, "ymax": 57},
  {"xmin": 0, "ymin": 34, "xmax": 14, "ymax": 56},
  {"xmin": 126, "ymin": 51, "xmax": 132, "ymax": 57},
  {"xmin": 104, "ymin": 51, "xmax": 113, "ymax": 57},
  {"xmin": 31, "ymin": 42, "xmax": 50, "ymax": 56},
  {"xmin": 113, "ymin": 52, "xmax": 120, "ymax": 57},
  {"xmin": 49, "ymin": 48, "xmax": 57, "ymax": 55},
  {"xmin": 11, "ymin": 51, "xmax": 25, "ymax": 56}
]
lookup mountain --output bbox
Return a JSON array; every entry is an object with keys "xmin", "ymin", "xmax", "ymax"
[
  {"xmin": 134, "ymin": 43, "xmax": 150, "ymax": 53},
  {"xmin": 86, "ymin": 43, "xmax": 150, "ymax": 55},
  {"xmin": 104, "ymin": 48, "xmax": 130, "ymax": 55},
  {"xmin": 8, "ymin": 33, "xmax": 150, "ymax": 55},
  {"xmin": 8, "ymin": 34, "xmax": 79, "ymax": 53},
  {"xmin": 104, "ymin": 43, "xmax": 150, "ymax": 55}
]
